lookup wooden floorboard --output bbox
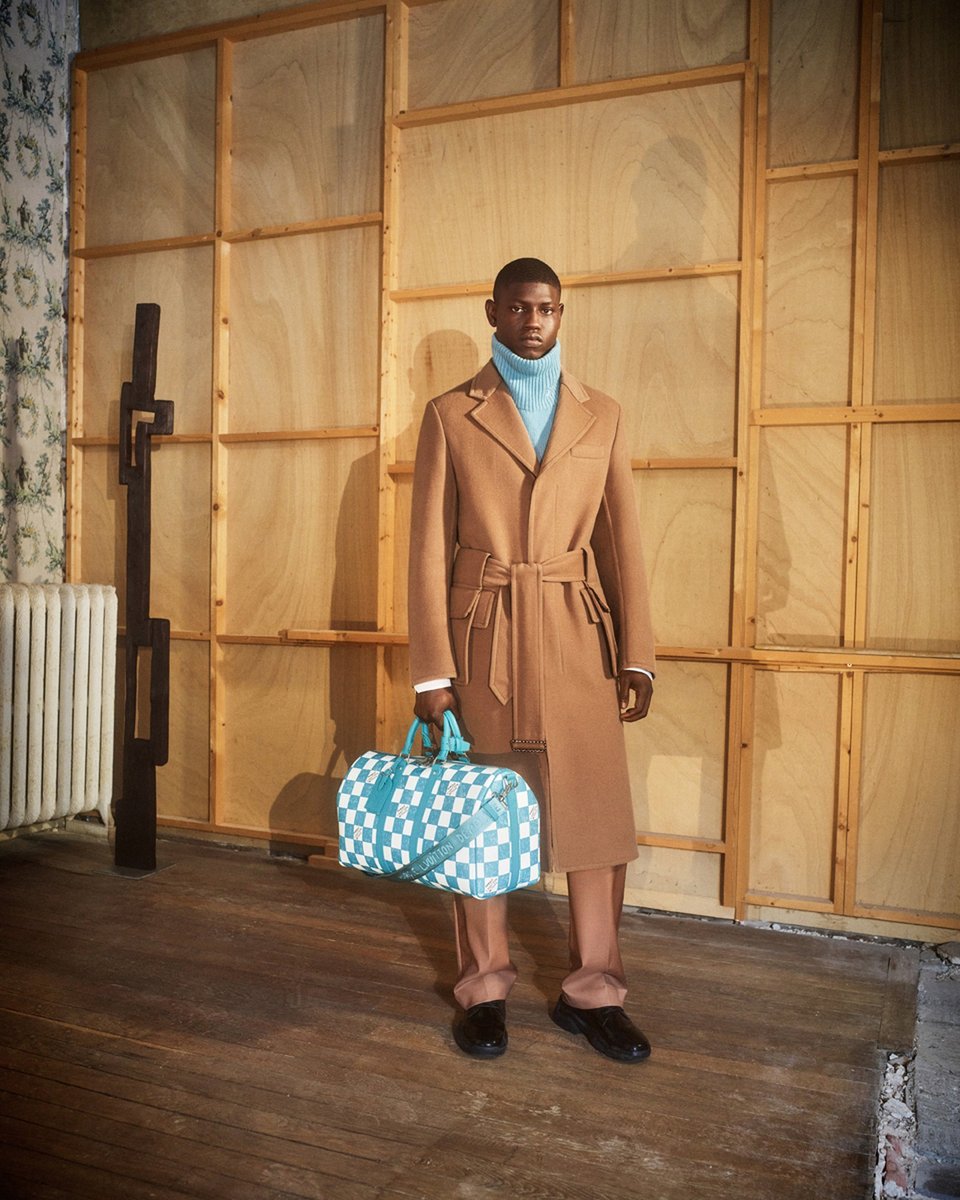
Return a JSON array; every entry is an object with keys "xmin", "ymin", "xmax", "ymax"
[{"xmin": 0, "ymin": 833, "xmax": 919, "ymax": 1200}]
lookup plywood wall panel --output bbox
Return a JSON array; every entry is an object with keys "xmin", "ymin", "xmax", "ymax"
[
  {"xmin": 626, "ymin": 846, "xmax": 728, "ymax": 919},
  {"xmin": 628, "ymin": 660, "xmax": 728, "ymax": 841},
  {"xmin": 573, "ymin": 0, "xmax": 747, "ymax": 83},
  {"xmin": 220, "ymin": 643, "xmax": 376, "ymax": 837},
  {"xmin": 865, "ymin": 424, "xmax": 960, "ymax": 654},
  {"xmin": 857, "ymin": 673, "xmax": 960, "ymax": 916},
  {"xmin": 749, "ymin": 670, "xmax": 840, "ymax": 902},
  {"xmin": 225, "ymin": 440, "xmax": 378, "ymax": 635},
  {"xmin": 763, "ymin": 177, "xmax": 855, "ymax": 408},
  {"xmin": 228, "ymin": 229, "xmax": 380, "ymax": 433},
  {"xmin": 79, "ymin": 445, "xmax": 211, "ymax": 634},
  {"xmin": 394, "ymin": 297, "xmax": 487, "ymax": 463},
  {"xmin": 768, "ymin": 0, "xmax": 859, "ymax": 167},
  {"xmin": 398, "ymin": 84, "xmax": 742, "ymax": 287},
  {"xmin": 636, "ymin": 469, "xmax": 733, "ymax": 649},
  {"xmin": 82, "ymin": 248, "xmax": 214, "ymax": 438},
  {"xmin": 85, "ymin": 50, "xmax": 216, "ymax": 245},
  {"xmin": 394, "ymin": 279, "xmax": 738, "ymax": 461},
  {"xmin": 755, "ymin": 427, "xmax": 846, "ymax": 648},
  {"xmin": 156, "ymin": 639, "xmax": 210, "ymax": 823},
  {"xmin": 407, "ymin": 0, "xmax": 558, "ymax": 109},
  {"xmin": 880, "ymin": 0, "xmax": 960, "ymax": 150},
  {"xmin": 874, "ymin": 162, "xmax": 960, "ymax": 404},
  {"xmin": 230, "ymin": 16, "xmax": 384, "ymax": 229},
  {"xmin": 563, "ymin": 278, "xmax": 738, "ymax": 458}
]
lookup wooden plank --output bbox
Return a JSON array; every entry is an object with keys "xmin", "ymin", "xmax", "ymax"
[
  {"xmin": 0, "ymin": 834, "xmax": 911, "ymax": 1197},
  {"xmin": 76, "ymin": 233, "xmax": 217, "ymax": 259},
  {"xmin": 219, "ymin": 427, "xmax": 379, "ymax": 444},
  {"xmin": 375, "ymin": 0, "xmax": 406, "ymax": 752},
  {"xmin": 279, "ymin": 629, "xmax": 408, "ymax": 645},
  {"xmin": 74, "ymin": 0, "xmax": 388, "ymax": 71},
  {"xmin": 395, "ymin": 61, "xmax": 748, "ymax": 127},
  {"xmin": 766, "ymin": 159, "xmax": 858, "ymax": 180},
  {"xmin": 390, "ymin": 259, "xmax": 742, "ymax": 302},
  {"xmin": 211, "ymin": 38, "xmax": 233, "ymax": 839},
  {"xmin": 223, "ymin": 213, "xmax": 382, "ymax": 243},
  {"xmin": 751, "ymin": 403, "xmax": 960, "ymax": 425},
  {"xmin": 879, "ymin": 142, "xmax": 960, "ymax": 166}
]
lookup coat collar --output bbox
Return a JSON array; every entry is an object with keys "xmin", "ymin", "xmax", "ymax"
[{"xmin": 467, "ymin": 360, "xmax": 596, "ymax": 474}]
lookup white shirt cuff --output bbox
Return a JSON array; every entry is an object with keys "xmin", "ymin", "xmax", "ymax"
[
  {"xmin": 624, "ymin": 667, "xmax": 654, "ymax": 682},
  {"xmin": 413, "ymin": 678, "xmax": 452, "ymax": 693}
]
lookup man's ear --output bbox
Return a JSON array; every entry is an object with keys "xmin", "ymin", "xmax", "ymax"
[{"xmin": 484, "ymin": 298, "xmax": 497, "ymax": 327}]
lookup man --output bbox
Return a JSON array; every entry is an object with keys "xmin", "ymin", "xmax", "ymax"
[{"xmin": 408, "ymin": 258, "xmax": 656, "ymax": 1063}]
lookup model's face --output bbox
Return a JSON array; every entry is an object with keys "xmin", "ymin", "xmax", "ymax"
[{"xmin": 485, "ymin": 281, "xmax": 563, "ymax": 360}]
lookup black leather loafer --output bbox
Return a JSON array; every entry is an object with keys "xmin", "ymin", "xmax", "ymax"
[
  {"xmin": 551, "ymin": 996, "xmax": 651, "ymax": 1063},
  {"xmin": 452, "ymin": 999, "xmax": 507, "ymax": 1058}
]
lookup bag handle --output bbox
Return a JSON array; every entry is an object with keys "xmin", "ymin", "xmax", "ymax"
[{"xmin": 403, "ymin": 710, "xmax": 471, "ymax": 761}]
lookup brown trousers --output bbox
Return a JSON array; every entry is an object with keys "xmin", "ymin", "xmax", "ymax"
[{"xmin": 452, "ymin": 863, "xmax": 628, "ymax": 1010}]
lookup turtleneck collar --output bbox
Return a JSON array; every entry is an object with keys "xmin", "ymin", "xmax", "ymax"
[{"xmin": 491, "ymin": 335, "xmax": 561, "ymax": 410}]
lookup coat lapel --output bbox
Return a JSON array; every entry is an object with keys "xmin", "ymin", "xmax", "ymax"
[
  {"xmin": 468, "ymin": 361, "xmax": 538, "ymax": 474},
  {"xmin": 538, "ymin": 372, "xmax": 596, "ymax": 472}
]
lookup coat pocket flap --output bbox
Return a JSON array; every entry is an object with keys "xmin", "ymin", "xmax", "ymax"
[{"xmin": 449, "ymin": 585, "xmax": 480, "ymax": 620}]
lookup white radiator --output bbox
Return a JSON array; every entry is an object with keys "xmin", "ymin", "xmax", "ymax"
[{"xmin": 0, "ymin": 584, "xmax": 117, "ymax": 832}]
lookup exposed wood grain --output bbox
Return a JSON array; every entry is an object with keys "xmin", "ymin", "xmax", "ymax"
[
  {"xmin": 768, "ymin": 0, "xmax": 859, "ymax": 166},
  {"xmin": 407, "ymin": 0, "xmax": 558, "ymax": 109},
  {"xmin": 856, "ymin": 673, "xmax": 960, "ymax": 916},
  {"xmin": 230, "ymin": 17, "xmax": 384, "ymax": 229},
  {"xmin": 572, "ymin": 0, "xmax": 748, "ymax": 85},
  {"xmin": 748, "ymin": 670, "xmax": 841, "ymax": 902},
  {"xmin": 85, "ymin": 50, "xmax": 217, "ymax": 245},
  {"xmin": 0, "ymin": 835, "xmax": 920, "ymax": 1200},
  {"xmin": 865, "ymin": 424, "xmax": 960, "ymax": 654}
]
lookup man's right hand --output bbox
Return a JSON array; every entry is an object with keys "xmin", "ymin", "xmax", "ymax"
[{"xmin": 414, "ymin": 686, "xmax": 461, "ymax": 745}]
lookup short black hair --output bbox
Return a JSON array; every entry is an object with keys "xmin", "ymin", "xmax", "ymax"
[{"xmin": 492, "ymin": 257, "xmax": 561, "ymax": 299}]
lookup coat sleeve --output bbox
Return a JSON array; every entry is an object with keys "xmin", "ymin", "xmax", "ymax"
[
  {"xmin": 407, "ymin": 399, "xmax": 459, "ymax": 686},
  {"xmin": 590, "ymin": 407, "xmax": 656, "ymax": 675}
]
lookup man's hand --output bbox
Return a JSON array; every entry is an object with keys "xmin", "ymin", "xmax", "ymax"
[
  {"xmin": 414, "ymin": 686, "xmax": 461, "ymax": 744},
  {"xmin": 618, "ymin": 671, "xmax": 653, "ymax": 722}
]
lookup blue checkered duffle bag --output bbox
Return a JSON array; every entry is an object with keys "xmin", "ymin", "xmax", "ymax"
[{"xmin": 338, "ymin": 711, "xmax": 540, "ymax": 898}]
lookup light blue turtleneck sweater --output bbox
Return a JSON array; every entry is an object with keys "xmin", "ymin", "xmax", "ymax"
[{"xmin": 491, "ymin": 335, "xmax": 561, "ymax": 461}]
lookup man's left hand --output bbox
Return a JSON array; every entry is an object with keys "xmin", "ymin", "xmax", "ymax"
[{"xmin": 618, "ymin": 671, "xmax": 653, "ymax": 722}]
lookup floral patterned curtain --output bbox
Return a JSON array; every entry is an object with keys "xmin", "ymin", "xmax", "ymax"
[{"xmin": 0, "ymin": 0, "xmax": 77, "ymax": 581}]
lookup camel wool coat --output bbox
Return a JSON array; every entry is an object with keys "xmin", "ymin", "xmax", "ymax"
[{"xmin": 408, "ymin": 360, "xmax": 656, "ymax": 873}]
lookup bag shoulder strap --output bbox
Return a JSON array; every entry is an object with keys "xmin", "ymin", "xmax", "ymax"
[{"xmin": 387, "ymin": 779, "xmax": 515, "ymax": 883}]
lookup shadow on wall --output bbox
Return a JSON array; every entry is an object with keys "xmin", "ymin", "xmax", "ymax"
[{"xmin": 266, "ymin": 329, "xmax": 483, "ymax": 856}]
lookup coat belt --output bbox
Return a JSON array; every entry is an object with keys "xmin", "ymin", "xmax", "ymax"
[{"xmin": 452, "ymin": 546, "xmax": 610, "ymax": 754}]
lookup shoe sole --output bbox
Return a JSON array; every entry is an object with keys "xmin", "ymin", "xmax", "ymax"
[{"xmin": 551, "ymin": 1004, "xmax": 651, "ymax": 1063}]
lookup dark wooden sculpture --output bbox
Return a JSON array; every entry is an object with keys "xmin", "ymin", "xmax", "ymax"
[{"xmin": 115, "ymin": 303, "xmax": 174, "ymax": 871}]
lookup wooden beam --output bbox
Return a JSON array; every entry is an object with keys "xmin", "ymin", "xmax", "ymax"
[
  {"xmin": 75, "ymin": 0, "xmax": 387, "ymax": 70},
  {"xmin": 218, "ymin": 426, "xmax": 379, "ymax": 444},
  {"xmin": 751, "ymin": 402, "xmax": 960, "ymax": 425},
  {"xmin": 395, "ymin": 62, "xmax": 748, "ymax": 127}
]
